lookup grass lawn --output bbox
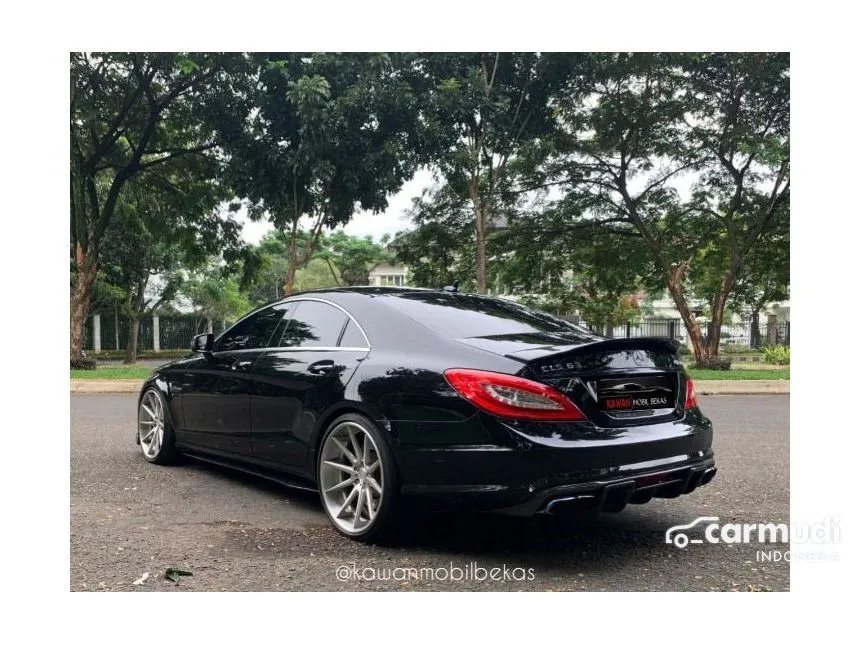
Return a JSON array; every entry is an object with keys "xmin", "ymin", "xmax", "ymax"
[
  {"xmin": 70, "ymin": 365, "xmax": 153, "ymax": 379},
  {"xmin": 687, "ymin": 368, "xmax": 790, "ymax": 381}
]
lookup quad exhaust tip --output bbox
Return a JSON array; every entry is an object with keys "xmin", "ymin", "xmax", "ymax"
[{"xmin": 541, "ymin": 465, "xmax": 717, "ymax": 516}]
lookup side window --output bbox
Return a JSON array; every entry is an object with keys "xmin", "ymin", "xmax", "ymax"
[
  {"xmin": 339, "ymin": 319, "xmax": 368, "ymax": 348},
  {"xmin": 279, "ymin": 301, "xmax": 347, "ymax": 348},
  {"xmin": 216, "ymin": 306, "xmax": 285, "ymax": 352}
]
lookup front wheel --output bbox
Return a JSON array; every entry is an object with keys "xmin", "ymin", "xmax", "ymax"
[
  {"xmin": 137, "ymin": 387, "xmax": 179, "ymax": 465},
  {"xmin": 318, "ymin": 413, "xmax": 399, "ymax": 541}
]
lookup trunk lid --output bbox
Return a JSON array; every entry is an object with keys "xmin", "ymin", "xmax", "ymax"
[{"xmin": 459, "ymin": 334, "xmax": 686, "ymax": 426}]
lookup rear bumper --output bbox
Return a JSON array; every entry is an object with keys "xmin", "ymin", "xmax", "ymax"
[
  {"xmin": 392, "ymin": 409, "xmax": 716, "ymax": 515},
  {"xmin": 398, "ymin": 452, "xmax": 716, "ymax": 515}
]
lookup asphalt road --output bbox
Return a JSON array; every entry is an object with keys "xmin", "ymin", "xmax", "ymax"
[{"xmin": 71, "ymin": 394, "xmax": 789, "ymax": 591}]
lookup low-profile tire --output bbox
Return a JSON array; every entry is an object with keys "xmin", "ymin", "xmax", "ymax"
[
  {"xmin": 317, "ymin": 413, "xmax": 400, "ymax": 542},
  {"xmin": 137, "ymin": 387, "xmax": 180, "ymax": 465}
]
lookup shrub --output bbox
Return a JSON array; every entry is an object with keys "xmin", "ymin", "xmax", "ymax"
[
  {"xmin": 762, "ymin": 345, "xmax": 790, "ymax": 365},
  {"xmin": 92, "ymin": 349, "xmax": 190, "ymax": 360},
  {"xmin": 71, "ymin": 358, "xmax": 97, "ymax": 370},
  {"xmin": 694, "ymin": 357, "xmax": 732, "ymax": 370},
  {"xmin": 721, "ymin": 344, "xmax": 761, "ymax": 355},
  {"xmin": 677, "ymin": 344, "xmax": 690, "ymax": 356}
]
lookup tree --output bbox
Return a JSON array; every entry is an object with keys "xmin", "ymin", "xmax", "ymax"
[
  {"xmin": 546, "ymin": 53, "xmax": 789, "ymax": 366},
  {"xmin": 493, "ymin": 200, "xmax": 652, "ymax": 330},
  {"xmin": 99, "ymin": 163, "xmax": 240, "ymax": 363},
  {"xmin": 415, "ymin": 53, "xmax": 579, "ymax": 292},
  {"xmin": 294, "ymin": 258, "xmax": 342, "ymax": 292},
  {"xmin": 389, "ymin": 183, "xmax": 479, "ymax": 290},
  {"xmin": 235, "ymin": 231, "xmax": 346, "ymax": 307},
  {"xmin": 238, "ymin": 232, "xmax": 294, "ymax": 305},
  {"xmin": 319, "ymin": 230, "xmax": 391, "ymax": 286},
  {"xmin": 727, "ymin": 205, "xmax": 790, "ymax": 346},
  {"xmin": 210, "ymin": 53, "xmax": 423, "ymax": 295},
  {"xmin": 180, "ymin": 268, "xmax": 252, "ymax": 330},
  {"xmin": 70, "ymin": 52, "xmax": 236, "ymax": 360}
]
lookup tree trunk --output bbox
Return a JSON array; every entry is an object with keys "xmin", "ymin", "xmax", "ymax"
[
  {"xmin": 283, "ymin": 232, "xmax": 298, "ymax": 295},
  {"xmin": 125, "ymin": 315, "xmax": 139, "ymax": 365},
  {"xmin": 750, "ymin": 309, "xmax": 761, "ymax": 349},
  {"xmin": 70, "ymin": 244, "xmax": 98, "ymax": 361},
  {"xmin": 475, "ymin": 203, "xmax": 487, "ymax": 294},
  {"xmin": 325, "ymin": 259, "xmax": 341, "ymax": 286},
  {"xmin": 124, "ymin": 277, "xmax": 148, "ymax": 364},
  {"xmin": 603, "ymin": 322, "xmax": 614, "ymax": 338},
  {"xmin": 282, "ymin": 214, "xmax": 326, "ymax": 295},
  {"xmin": 283, "ymin": 264, "xmax": 297, "ymax": 295},
  {"xmin": 706, "ymin": 285, "xmax": 731, "ymax": 358},
  {"xmin": 114, "ymin": 301, "xmax": 120, "ymax": 350},
  {"xmin": 665, "ymin": 269, "xmax": 707, "ymax": 362}
]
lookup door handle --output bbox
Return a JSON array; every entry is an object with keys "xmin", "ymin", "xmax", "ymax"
[
  {"xmin": 307, "ymin": 359, "xmax": 335, "ymax": 375},
  {"xmin": 231, "ymin": 359, "xmax": 253, "ymax": 372}
]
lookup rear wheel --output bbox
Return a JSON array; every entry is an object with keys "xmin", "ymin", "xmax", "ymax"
[
  {"xmin": 318, "ymin": 413, "xmax": 399, "ymax": 541},
  {"xmin": 137, "ymin": 388, "xmax": 179, "ymax": 464}
]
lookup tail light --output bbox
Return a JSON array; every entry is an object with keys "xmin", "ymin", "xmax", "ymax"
[
  {"xmin": 685, "ymin": 377, "xmax": 698, "ymax": 410},
  {"xmin": 443, "ymin": 368, "xmax": 586, "ymax": 421}
]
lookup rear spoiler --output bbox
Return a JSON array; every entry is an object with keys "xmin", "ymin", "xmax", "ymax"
[
  {"xmin": 573, "ymin": 336, "xmax": 681, "ymax": 354},
  {"xmin": 507, "ymin": 336, "xmax": 681, "ymax": 364}
]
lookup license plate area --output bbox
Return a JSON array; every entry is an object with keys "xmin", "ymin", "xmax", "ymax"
[{"xmin": 597, "ymin": 375, "xmax": 676, "ymax": 411}]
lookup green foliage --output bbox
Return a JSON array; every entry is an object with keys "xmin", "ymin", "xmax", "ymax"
[
  {"xmin": 720, "ymin": 344, "xmax": 762, "ymax": 355},
  {"xmin": 69, "ymin": 52, "xmax": 789, "ymax": 368},
  {"xmin": 180, "ymin": 269, "xmax": 252, "ymax": 322},
  {"xmin": 236, "ymin": 230, "xmax": 386, "ymax": 306},
  {"xmin": 389, "ymin": 183, "xmax": 477, "ymax": 290},
  {"xmin": 70, "ymin": 358, "xmax": 97, "ymax": 370},
  {"xmin": 69, "ymin": 52, "xmax": 243, "ymax": 357},
  {"xmin": 493, "ymin": 200, "xmax": 653, "ymax": 327},
  {"xmin": 411, "ymin": 53, "xmax": 581, "ymax": 292},
  {"xmin": 320, "ymin": 231, "xmax": 391, "ymax": 286},
  {"xmin": 539, "ymin": 53, "xmax": 789, "ymax": 359},
  {"xmin": 762, "ymin": 345, "xmax": 790, "ymax": 365},
  {"xmin": 237, "ymin": 231, "xmax": 294, "ymax": 304},
  {"xmin": 93, "ymin": 349, "xmax": 189, "ymax": 360},
  {"xmin": 293, "ymin": 258, "xmax": 341, "ymax": 292},
  {"xmin": 99, "ymin": 167, "xmax": 240, "ymax": 316},
  {"xmin": 694, "ymin": 357, "xmax": 733, "ymax": 371},
  {"xmin": 209, "ymin": 53, "xmax": 424, "ymax": 293}
]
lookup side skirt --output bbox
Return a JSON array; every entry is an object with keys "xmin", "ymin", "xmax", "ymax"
[{"xmin": 177, "ymin": 446, "xmax": 319, "ymax": 494}]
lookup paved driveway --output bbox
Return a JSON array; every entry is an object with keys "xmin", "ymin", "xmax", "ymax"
[{"xmin": 70, "ymin": 394, "xmax": 789, "ymax": 591}]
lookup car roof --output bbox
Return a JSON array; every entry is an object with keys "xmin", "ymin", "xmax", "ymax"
[{"xmin": 265, "ymin": 285, "xmax": 456, "ymax": 305}]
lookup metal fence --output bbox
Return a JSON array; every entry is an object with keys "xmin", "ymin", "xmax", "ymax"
[
  {"xmin": 82, "ymin": 312, "xmax": 229, "ymax": 352},
  {"xmin": 585, "ymin": 318, "xmax": 790, "ymax": 348},
  {"xmin": 82, "ymin": 309, "xmax": 790, "ymax": 354}
]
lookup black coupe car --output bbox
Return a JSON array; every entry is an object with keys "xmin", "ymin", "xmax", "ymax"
[{"xmin": 136, "ymin": 287, "xmax": 716, "ymax": 540}]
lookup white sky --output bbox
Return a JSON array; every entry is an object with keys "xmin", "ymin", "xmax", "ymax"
[{"xmin": 238, "ymin": 169, "xmax": 436, "ymax": 244}]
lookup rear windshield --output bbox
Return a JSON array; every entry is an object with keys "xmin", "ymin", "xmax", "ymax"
[{"xmin": 382, "ymin": 291, "xmax": 594, "ymax": 339}]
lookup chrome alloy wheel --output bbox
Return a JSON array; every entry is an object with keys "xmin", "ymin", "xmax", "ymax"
[
  {"xmin": 138, "ymin": 390, "xmax": 165, "ymax": 459},
  {"xmin": 320, "ymin": 421, "xmax": 384, "ymax": 534}
]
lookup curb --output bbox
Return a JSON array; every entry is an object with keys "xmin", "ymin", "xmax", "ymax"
[
  {"xmin": 697, "ymin": 380, "xmax": 789, "ymax": 395},
  {"xmin": 71, "ymin": 378, "xmax": 789, "ymax": 395},
  {"xmin": 71, "ymin": 379, "xmax": 144, "ymax": 393}
]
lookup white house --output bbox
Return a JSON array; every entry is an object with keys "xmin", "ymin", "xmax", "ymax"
[
  {"xmin": 646, "ymin": 294, "xmax": 790, "ymax": 324},
  {"xmin": 368, "ymin": 263, "xmax": 408, "ymax": 287}
]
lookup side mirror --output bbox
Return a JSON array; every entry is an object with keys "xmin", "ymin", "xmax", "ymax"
[{"xmin": 192, "ymin": 333, "xmax": 214, "ymax": 353}]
